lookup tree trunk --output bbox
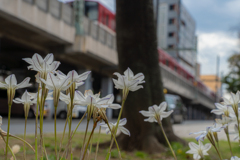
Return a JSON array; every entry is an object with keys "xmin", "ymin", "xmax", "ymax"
[{"xmin": 116, "ymin": 0, "xmax": 185, "ymax": 153}]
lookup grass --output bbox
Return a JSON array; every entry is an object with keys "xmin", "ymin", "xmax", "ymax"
[{"xmin": 0, "ymin": 133, "xmax": 239, "ymax": 160}]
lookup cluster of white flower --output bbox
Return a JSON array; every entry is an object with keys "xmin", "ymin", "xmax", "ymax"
[
  {"xmin": 3, "ymin": 53, "xmax": 240, "ymax": 160},
  {"xmin": 0, "ymin": 53, "xmax": 148, "ymax": 160},
  {"xmin": 186, "ymin": 91, "xmax": 240, "ymax": 160}
]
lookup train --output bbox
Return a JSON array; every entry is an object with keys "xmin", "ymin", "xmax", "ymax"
[
  {"xmin": 63, "ymin": 0, "xmax": 116, "ymax": 30},
  {"xmin": 158, "ymin": 49, "xmax": 216, "ymax": 99},
  {"xmin": 64, "ymin": 0, "xmax": 216, "ymax": 100}
]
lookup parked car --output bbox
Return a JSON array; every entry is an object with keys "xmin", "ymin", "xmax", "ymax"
[
  {"xmin": 51, "ymin": 100, "xmax": 87, "ymax": 119},
  {"xmin": 0, "ymin": 89, "xmax": 49, "ymax": 118},
  {"xmin": 165, "ymin": 94, "xmax": 187, "ymax": 124}
]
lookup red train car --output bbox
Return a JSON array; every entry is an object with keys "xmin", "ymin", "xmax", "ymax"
[
  {"xmin": 158, "ymin": 48, "xmax": 215, "ymax": 99},
  {"xmin": 85, "ymin": 0, "xmax": 115, "ymax": 30}
]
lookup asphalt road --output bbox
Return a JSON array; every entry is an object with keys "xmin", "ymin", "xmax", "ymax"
[{"xmin": 1, "ymin": 118, "xmax": 236, "ymax": 141}]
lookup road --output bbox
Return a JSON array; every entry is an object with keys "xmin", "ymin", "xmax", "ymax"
[{"xmin": 1, "ymin": 118, "xmax": 236, "ymax": 141}]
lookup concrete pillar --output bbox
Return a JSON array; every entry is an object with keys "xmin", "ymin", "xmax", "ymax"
[
  {"xmin": 101, "ymin": 77, "xmax": 113, "ymax": 119},
  {"xmin": 78, "ymin": 69, "xmax": 92, "ymax": 93},
  {"xmin": 45, "ymin": 98, "xmax": 54, "ymax": 120}
]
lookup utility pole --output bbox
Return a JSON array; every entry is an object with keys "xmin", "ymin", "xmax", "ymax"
[
  {"xmin": 156, "ymin": 0, "xmax": 159, "ymax": 26},
  {"xmin": 215, "ymin": 55, "xmax": 220, "ymax": 102}
]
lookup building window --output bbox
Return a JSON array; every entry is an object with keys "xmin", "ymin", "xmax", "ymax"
[
  {"xmin": 169, "ymin": 18, "xmax": 175, "ymax": 25},
  {"xmin": 168, "ymin": 32, "xmax": 174, "ymax": 37},
  {"xmin": 169, "ymin": 4, "xmax": 175, "ymax": 11},
  {"xmin": 168, "ymin": 44, "xmax": 174, "ymax": 49},
  {"xmin": 181, "ymin": 20, "xmax": 186, "ymax": 27}
]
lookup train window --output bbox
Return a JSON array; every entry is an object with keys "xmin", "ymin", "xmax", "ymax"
[
  {"xmin": 169, "ymin": 4, "xmax": 175, "ymax": 11},
  {"xmin": 85, "ymin": 1, "xmax": 98, "ymax": 21},
  {"xmin": 168, "ymin": 32, "xmax": 174, "ymax": 37},
  {"xmin": 102, "ymin": 11, "xmax": 105, "ymax": 23},
  {"xmin": 169, "ymin": 18, "xmax": 175, "ymax": 25},
  {"xmin": 168, "ymin": 44, "xmax": 174, "ymax": 49},
  {"xmin": 106, "ymin": 15, "xmax": 109, "ymax": 25},
  {"xmin": 166, "ymin": 60, "xmax": 169, "ymax": 66}
]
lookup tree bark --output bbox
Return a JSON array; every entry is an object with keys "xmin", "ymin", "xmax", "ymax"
[{"xmin": 116, "ymin": 0, "xmax": 185, "ymax": 153}]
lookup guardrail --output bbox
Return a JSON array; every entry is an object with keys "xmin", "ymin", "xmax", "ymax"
[
  {"xmin": 23, "ymin": 0, "xmax": 74, "ymax": 25},
  {"xmin": 83, "ymin": 17, "xmax": 116, "ymax": 50},
  {"xmin": 160, "ymin": 64, "xmax": 215, "ymax": 109}
]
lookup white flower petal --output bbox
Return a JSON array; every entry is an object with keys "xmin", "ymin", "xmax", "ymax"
[
  {"xmin": 108, "ymin": 104, "xmax": 121, "ymax": 109},
  {"xmin": 16, "ymin": 77, "xmax": 31, "ymax": 89},
  {"xmin": 119, "ymin": 126, "xmax": 130, "ymax": 136},
  {"xmin": 119, "ymin": 118, "xmax": 127, "ymax": 126},
  {"xmin": 5, "ymin": 74, "xmax": 17, "ymax": 86}
]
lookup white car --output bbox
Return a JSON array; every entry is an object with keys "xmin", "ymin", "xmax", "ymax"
[
  {"xmin": 53, "ymin": 101, "xmax": 87, "ymax": 119},
  {"xmin": 72, "ymin": 105, "xmax": 87, "ymax": 119}
]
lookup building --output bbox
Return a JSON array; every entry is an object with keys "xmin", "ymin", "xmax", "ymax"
[
  {"xmin": 154, "ymin": 0, "xmax": 198, "ymax": 76},
  {"xmin": 200, "ymin": 75, "xmax": 222, "ymax": 96}
]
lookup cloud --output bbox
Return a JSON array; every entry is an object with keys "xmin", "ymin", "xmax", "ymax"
[
  {"xmin": 197, "ymin": 32, "xmax": 239, "ymax": 75},
  {"xmin": 182, "ymin": 0, "xmax": 240, "ymax": 32}
]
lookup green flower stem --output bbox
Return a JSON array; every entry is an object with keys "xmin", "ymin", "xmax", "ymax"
[
  {"xmin": 233, "ymin": 105, "xmax": 240, "ymax": 144},
  {"xmin": 58, "ymin": 116, "xmax": 68, "ymax": 159},
  {"xmin": 206, "ymin": 134, "xmax": 222, "ymax": 160},
  {"xmin": 8, "ymin": 133, "xmax": 35, "ymax": 152},
  {"xmin": 82, "ymin": 122, "xmax": 97, "ymax": 160},
  {"xmin": 158, "ymin": 121, "xmax": 177, "ymax": 160},
  {"xmin": 5, "ymin": 103, "xmax": 12, "ymax": 160},
  {"xmin": 35, "ymin": 86, "xmax": 40, "ymax": 160},
  {"xmin": 95, "ymin": 123, "xmax": 101, "ymax": 160},
  {"xmin": 54, "ymin": 107, "xmax": 58, "ymax": 158},
  {"xmin": 106, "ymin": 122, "xmax": 121, "ymax": 160},
  {"xmin": 24, "ymin": 116, "xmax": 27, "ymax": 160},
  {"xmin": 40, "ymin": 85, "xmax": 47, "ymax": 160},
  {"xmin": 106, "ymin": 93, "xmax": 128, "ymax": 160},
  {"xmin": 68, "ymin": 97, "xmax": 74, "ymax": 158},
  {"xmin": 72, "ymin": 112, "xmax": 87, "ymax": 138},
  {"xmin": 212, "ymin": 144, "xmax": 223, "ymax": 160},
  {"xmin": 88, "ymin": 132, "xmax": 94, "ymax": 160},
  {"xmin": 1, "ymin": 135, "xmax": 16, "ymax": 160},
  {"xmin": 43, "ymin": 139, "xmax": 49, "ymax": 160},
  {"xmin": 224, "ymin": 127, "xmax": 233, "ymax": 156},
  {"xmin": 81, "ymin": 119, "xmax": 90, "ymax": 157}
]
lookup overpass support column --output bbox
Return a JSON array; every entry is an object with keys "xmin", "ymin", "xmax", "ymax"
[
  {"xmin": 101, "ymin": 76, "xmax": 113, "ymax": 119},
  {"xmin": 78, "ymin": 69, "xmax": 92, "ymax": 93}
]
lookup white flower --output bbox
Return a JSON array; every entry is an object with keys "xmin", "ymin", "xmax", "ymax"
[
  {"xmin": 23, "ymin": 53, "xmax": 60, "ymax": 79},
  {"xmin": 139, "ymin": 102, "xmax": 173, "ymax": 123},
  {"xmin": 75, "ymin": 90, "xmax": 121, "ymax": 109},
  {"xmin": 231, "ymin": 156, "xmax": 240, "ymax": 160},
  {"xmin": 13, "ymin": 90, "xmax": 34, "ymax": 117},
  {"xmin": 11, "ymin": 145, "xmax": 20, "ymax": 154},
  {"xmin": 222, "ymin": 92, "xmax": 240, "ymax": 113},
  {"xmin": 59, "ymin": 91, "xmax": 83, "ymax": 108},
  {"xmin": 211, "ymin": 103, "xmax": 235, "ymax": 117},
  {"xmin": 40, "ymin": 72, "xmax": 71, "ymax": 107},
  {"xmin": 29, "ymin": 89, "xmax": 53, "ymax": 105},
  {"xmin": 233, "ymin": 124, "xmax": 239, "ymax": 141},
  {"xmin": 186, "ymin": 141, "xmax": 211, "ymax": 160},
  {"xmin": 222, "ymin": 92, "xmax": 240, "ymax": 106},
  {"xmin": 100, "ymin": 118, "xmax": 130, "ymax": 136},
  {"xmin": 215, "ymin": 115, "xmax": 234, "ymax": 126},
  {"xmin": 0, "ymin": 74, "xmax": 31, "ymax": 104},
  {"xmin": 75, "ymin": 90, "xmax": 121, "ymax": 120},
  {"xmin": 56, "ymin": 70, "xmax": 91, "ymax": 89},
  {"xmin": 190, "ymin": 124, "xmax": 225, "ymax": 141},
  {"xmin": 112, "ymin": 68, "xmax": 145, "ymax": 97}
]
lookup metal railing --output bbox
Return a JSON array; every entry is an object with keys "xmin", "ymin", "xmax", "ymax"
[
  {"xmin": 160, "ymin": 64, "xmax": 215, "ymax": 108},
  {"xmin": 23, "ymin": 0, "xmax": 74, "ymax": 25},
  {"xmin": 83, "ymin": 17, "xmax": 116, "ymax": 50}
]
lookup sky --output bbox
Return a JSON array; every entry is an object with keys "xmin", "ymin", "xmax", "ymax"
[{"xmin": 182, "ymin": 0, "xmax": 240, "ymax": 76}]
